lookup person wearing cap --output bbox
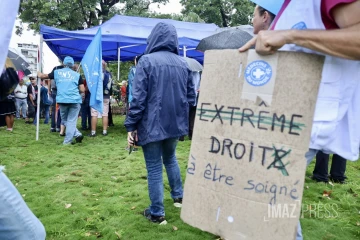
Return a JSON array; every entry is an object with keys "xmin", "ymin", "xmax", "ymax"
[
  {"xmin": 240, "ymin": 0, "xmax": 360, "ymax": 239},
  {"xmin": 25, "ymin": 76, "xmax": 38, "ymax": 124},
  {"xmin": 14, "ymin": 72, "xmax": 28, "ymax": 120},
  {"xmin": 252, "ymin": 4, "xmax": 276, "ymax": 35},
  {"xmin": 38, "ymin": 56, "xmax": 85, "ymax": 145}
]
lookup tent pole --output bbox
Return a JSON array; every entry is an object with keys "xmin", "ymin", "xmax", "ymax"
[
  {"xmin": 117, "ymin": 47, "xmax": 120, "ymax": 81},
  {"xmin": 183, "ymin": 46, "xmax": 187, "ymax": 57},
  {"xmin": 36, "ymin": 34, "xmax": 44, "ymax": 141}
]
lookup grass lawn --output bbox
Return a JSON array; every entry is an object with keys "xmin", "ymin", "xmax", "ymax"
[{"xmin": 0, "ymin": 116, "xmax": 359, "ymax": 240}]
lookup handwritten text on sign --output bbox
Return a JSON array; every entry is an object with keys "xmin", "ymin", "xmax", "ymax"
[{"xmin": 187, "ymin": 102, "xmax": 305, "ymax": 205}]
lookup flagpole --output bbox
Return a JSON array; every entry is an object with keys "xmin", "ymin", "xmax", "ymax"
[
  {"xmin": 36, "ymin": 35, "xmax": 44, "ymax": 141},
  {"xmin": 117, "ymin": 47, "xmax": 120, "ymax": 81}
]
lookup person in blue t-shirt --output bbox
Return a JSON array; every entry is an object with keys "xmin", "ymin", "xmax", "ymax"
[{"xmin": 38, "ymin": 56, "xmax": 85, "ymax": 145}]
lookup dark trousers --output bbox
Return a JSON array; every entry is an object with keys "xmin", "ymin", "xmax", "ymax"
[
  {"xmin": 27, "ymin": 100, "xmax": 36, "ymax": 119},
  {"xmin": 108, "ymin": 100, "xmax": 113, "ymax": 125},
  {"xmin": 50, "ymin": 93, "xmax": 60, "ymax": 129},
  {"xmin": 188, "ymin": 105, "xmax": 197, "ymax": 140},
  {"xmin": 57, "ymin": 109, "xmax": 61, "ymax": 127},
  {"xmin": 313, "ymin": 151, "xmax": 347, "ymax": 182},
  {"xmin": 81, "ymin": 94, "xmax": 91, "ymax": 129}
]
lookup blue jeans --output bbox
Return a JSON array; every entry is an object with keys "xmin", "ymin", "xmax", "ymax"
[
  {"xmin": 15, "ymin": 98, "xmax": 27, "ymax": 119},
  {"xmin": 59, "ymin": 103, "xmax": 82, "ymax": 144},
  {"xmin": 81, "ymin": 94, "xmax": 91, "ymax": 129},
  {"xmin": 0, "ymin": 167, "xmax": 46, "ymax": 240},
  {"xmin": 297, "ymin": 149, "xmax": 318, "ymax": 240},
  {"xmin": 142, "ymin": 138, "xmax": 183, "ymax": 217},
  {"xmin": 43, "ymin": 105, "xmax": 50, "ymax": 124}
]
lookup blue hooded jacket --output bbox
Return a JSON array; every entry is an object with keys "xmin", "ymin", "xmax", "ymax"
[{"xmin": 124, "ymin": 22, "xmax": 196, "ymax": 146}]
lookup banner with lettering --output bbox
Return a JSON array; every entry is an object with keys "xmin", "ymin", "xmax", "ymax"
[{"xmin": 181, "ymin": 50, "xmax": 324, "ymax": 240}]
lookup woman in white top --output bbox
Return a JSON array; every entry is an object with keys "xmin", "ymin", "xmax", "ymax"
[{"xmin": 14, "ymin": 75, "xmax": 28, "ymax": 119}]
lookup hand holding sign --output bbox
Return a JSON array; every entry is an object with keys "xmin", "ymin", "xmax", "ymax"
[
  {"xmin": 239, "ymin": 30, "xmax": 290, "ymax": 56},
  {"xmin": 181, "ymin": 50, "xmax": 324, "ymax": 240}
]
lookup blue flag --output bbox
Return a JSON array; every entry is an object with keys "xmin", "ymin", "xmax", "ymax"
[{"xmin": 81, "ymin": 28, "xmax": 103, "ymax": 113}]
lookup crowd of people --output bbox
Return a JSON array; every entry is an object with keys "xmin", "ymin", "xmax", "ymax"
[
  {"xmin": 1, "ymin": 0, "xmax": 360, "ymax": 239},
  {"xmin": 0, "ymin": 59, "xmax": 121, "ymax": 140}
]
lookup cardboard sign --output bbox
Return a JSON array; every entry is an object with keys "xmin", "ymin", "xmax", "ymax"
[{"xmin": 181, "ymin": 50, "xmax": 324, "ymax": 240}]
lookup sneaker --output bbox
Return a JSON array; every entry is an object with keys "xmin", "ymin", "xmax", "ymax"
[
  {"xmin": 50, "ymin": 129, "xmax": 56, "ymax": 133},
  {"xmin": 75, "ymin": 135, "xmax": 84, "ymax": 143},
  {"xmin": 143, "ymin": 208, "xmax": 167, "ymax": 225},
  {"xmin": 109, "ymin": 123, "xmax": 115, "ymax": 127},
  {"xmin": 59, "ymin": 133, "xmax": 66, "ymax": 137},
  {"xmin": 88, "ymin": 133, "xmax": 96, "ymax": 137},
  {"xmin": 173, "ymin": 198, "xmax": 183, "ymax": 208},
  {"xmin": 102, "ymin": 132, "xmax": 108, "ymax": 136}
]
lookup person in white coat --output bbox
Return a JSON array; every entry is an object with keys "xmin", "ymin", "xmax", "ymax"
[{"xmin": 240, "ymin": 0, "xmax": 360, "ymax": 239}]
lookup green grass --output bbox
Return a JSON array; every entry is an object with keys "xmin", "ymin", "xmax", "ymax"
[{"xmin": 0, "ymin": 116, "xmax": 359, "ymax": 240}]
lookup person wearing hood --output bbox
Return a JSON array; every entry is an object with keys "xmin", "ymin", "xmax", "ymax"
[{"xmin": 124, "ymin": 22, "xmax": 196, "ymax": 224}]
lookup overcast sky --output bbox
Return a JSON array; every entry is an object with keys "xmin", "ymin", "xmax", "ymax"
[
  {"xmin": 150, "ymin": 0, "xmax": 183, "ymax": 14},
  {"xmin": 10, "ymin": 0, "xmax": 183, "ymax": 73}
]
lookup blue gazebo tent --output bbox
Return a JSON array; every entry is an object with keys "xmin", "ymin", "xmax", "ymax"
[{"xmin": 40, "ymin": 15, "xmax": 219, "ymax": 79}]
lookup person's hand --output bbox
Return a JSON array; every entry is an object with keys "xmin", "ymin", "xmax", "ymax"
[
  {"xmin": 81, "ymin": 93, "xmax": 85, "ymax": 102},
  {"xmin": 127, "ymin": 130, "xmax": 138, "ymax": 146},
  {"xmin": 255, "ymin": 30, "xmax": 290, "ymax": 55},
  {"xmin": 238, "ymin": 35, "xmax": 257, "ymax": 52},
  {"xmin": 239, "ymin": 30, "xmax": 292, "ymax": 55}
]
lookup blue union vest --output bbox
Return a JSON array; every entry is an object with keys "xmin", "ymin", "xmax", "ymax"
[{"xmin": 55, "ymin": 67, "xmax": 81, "ymax": 104}]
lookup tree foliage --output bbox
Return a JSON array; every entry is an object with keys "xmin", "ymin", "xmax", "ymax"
[
  {"xmin": 108, "ymin": 61, "xmax": 133, "ymax": 84},
  {"xmin": 17, "ymin": 0, "xmax": 169, "ymax": 34},
  {"xmin": 180, "ymin": 0, "xmax": 254, "ymax": 27}
]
